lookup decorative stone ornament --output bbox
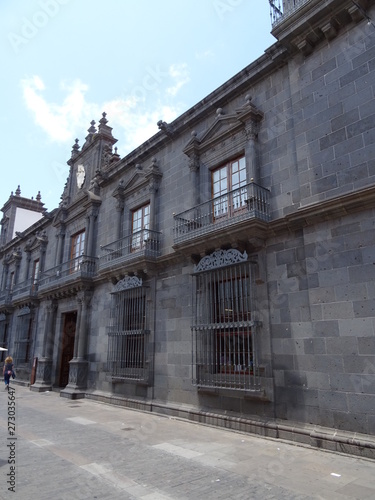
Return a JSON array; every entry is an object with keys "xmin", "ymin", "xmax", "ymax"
[
  {"xmin": 76, "ymin": 164, "xmax": 86, "ymax": 189},
  {"xmin": 194, "ymin": 249, "xmax": 248, "ymax": 273},
  {"xmin": 114, "ymin": 275, "xmax": 143, "ymax": 291}
]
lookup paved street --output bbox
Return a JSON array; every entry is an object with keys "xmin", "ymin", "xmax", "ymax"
[{"xmin": 0, "ymin": 384, "xmax": 375, "ymax": 500}]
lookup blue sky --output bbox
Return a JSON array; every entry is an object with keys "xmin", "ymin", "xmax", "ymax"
[{"xmin": 1, "ymin": 0, "xmax": 276, "ymax": 211}]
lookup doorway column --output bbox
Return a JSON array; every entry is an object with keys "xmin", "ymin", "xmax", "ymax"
[
  {"xmin": 31, "ymin": 300, "xmax": 57, "ymax": 392},
  {"xmin": 60, "ymin": 290, "xmax": 92, "ymax": 400}
]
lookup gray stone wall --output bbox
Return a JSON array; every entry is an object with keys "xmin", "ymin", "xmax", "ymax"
[
  {"xmin": 2, "ymin": 1, "xmax": 375, "ymax": 453},
  {"xmin": 268, "ymin": 208, "xmax": 375, "ymax": 434},
  {"xmin": 258, "ymin": 20, "xmax": 375, "ymax": 217}
]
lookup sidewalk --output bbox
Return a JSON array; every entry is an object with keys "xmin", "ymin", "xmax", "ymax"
[{"xmin": 1, "ymin": 384, "xmax": 375, "ymax": 500}]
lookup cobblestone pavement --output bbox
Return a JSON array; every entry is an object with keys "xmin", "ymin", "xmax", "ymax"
[{"xmin": 0, "ymin": 384, "xmax": 375, "ymax": 499}]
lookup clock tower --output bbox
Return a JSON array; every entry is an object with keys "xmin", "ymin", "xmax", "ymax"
[{"xmin": 59, "ymin": 113, "xmax": 119, "ymax": 208}]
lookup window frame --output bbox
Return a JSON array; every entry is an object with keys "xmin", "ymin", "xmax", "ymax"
[
  {"xmin": 131, "ymin": 203, "xmax": 150, "ymax": 251},
  {"xmin": 14, "ymin": 309, "xmax": 34, "ymax": 366},
  {"xmin": 211, "ymin": 156, "xmax": 247, "ymax": 220},
  {"xmin": 192, "ymin": 252, "xmax": 259, "ymax": 391},
  {"xmin": 70, "ymin": 230, "xmax": 85, "ymax": 272},
  {"xmin": 107, "ymin": 281, "xmax": 150, "ymax": 382},
  {"xmin": 0, "ymin": 316, "xmax": 9, "ymax": 363},
  {"xmin": 32, "ymin": 258, "xmax": 40, "ymax": 291}
]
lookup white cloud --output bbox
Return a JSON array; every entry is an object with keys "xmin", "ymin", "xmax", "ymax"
[
  {"xmin": 21, "ymin": 76, "xmax": 92, "ymax": 142},
  {"xmin": 195, "ymin": 49, "xmax": 215, "ymax": 60},
  {"xmin": 166, "ymin": 63, "xmax": 190, "ymax": 97},
  {"xmin": 20, "ymin": 67, "xmax": 188, "ymax": 155}
]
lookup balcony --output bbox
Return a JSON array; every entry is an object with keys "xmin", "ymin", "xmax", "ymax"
[
  {"xmin": 12, "ymin": 277, "xmax": 38, "ymax": 302},
  {"xmin": 38, "ymin": 255, "xmax": 97, "ymax": 292},
  {"xmin": 173, "ymin": 182, "xmax": 270, "ymax": 250},
  {"xmin": 98, "ymin": 229, "xmax": 162, "ymax": 273},
  {"xmin": 0, "ymin": 288, "xmax": 13, "ymax": 308}
]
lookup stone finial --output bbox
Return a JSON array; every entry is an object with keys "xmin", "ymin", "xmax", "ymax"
[
  {"xmin": 149, "ymin": 158, "xmax": 159, "ymax": 172},
  {"xmin": 15, "ymin": 185, "xmax": 21, "ymax": 196},
  {"xmin": 87, "ymin": 120, "xmax": 97, "ymax": 135},
  {"xmin": 99, "ymin": 112, "xmax": 108, "ymax": 125},
  {"xmin": 36, "ymin": 191, "xmax": 41, "ymax": 202},
  {"xmin": 97, "ymin": 112, "xmax": 115, "ymax": 140},
  {"xmin": 71, "ymin": 138, "xmax": 80, "ymax": 157},
  {"xmin": 216, "ymin": 108, "xmax": 224, "ymax": 117}
]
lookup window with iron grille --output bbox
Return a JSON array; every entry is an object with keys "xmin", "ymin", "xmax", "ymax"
[
  {"xmin": 0, "ymin": 314, "xmax": 9, "ymax": 363},
  {"xmin": 192, "ymin": 249, "xmax": 260, "ymax": 391},
  {"xmin": 14, "ymin": 307, "xmax": 34, "ymax": 365},
  {"xmin": 107, "ymin": 277, "xmax": 149, "ymax": 381}
]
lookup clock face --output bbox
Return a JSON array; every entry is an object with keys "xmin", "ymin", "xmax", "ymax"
[{"xmin": 76, "ymin": 164, "xmax": 86, "ymax": 189}]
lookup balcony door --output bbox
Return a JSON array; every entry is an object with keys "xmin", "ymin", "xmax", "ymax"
[
  {"xmin": 131, "ymin": 204, "xmax": 150, "ymax": 251},
  {"xmin": 212, "ymin": 156, "xmax": 247, "ymax": 219},
  {"xmin": 70, "ymin": 230, "xmax": 85, "ymax": 272}
]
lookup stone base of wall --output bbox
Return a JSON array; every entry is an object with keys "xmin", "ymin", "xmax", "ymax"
[
  {"xmin": 12, "ymin": 379, "xmax": 30, "ymax": 388},
  {"xmin": 84, "ymin": 390, "xmax": 375, "ymax": 460}
]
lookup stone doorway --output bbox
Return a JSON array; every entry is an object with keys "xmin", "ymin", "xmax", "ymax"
[{"xmin": 59, "ymin": 311, "xmax": 77, "ymax": 387}]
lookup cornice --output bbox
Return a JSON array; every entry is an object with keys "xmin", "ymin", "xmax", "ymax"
[
  {"xmin": 100, "ymin": 46, "xmax": 287, "ymax": 181},
  {"xmin": 0, "ymin": 212, "xmax": 52, "ymax": 257},
  {"xmin": 271, "ymin": 0, "xmax": 373, "ymax": 56},
  {"xmin": 269, "ymin": 184, "xmax": 375, "ymax": 234}
]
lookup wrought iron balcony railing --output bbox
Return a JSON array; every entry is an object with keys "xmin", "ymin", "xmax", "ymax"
[
  {"xmin": 269, "ymin": 0, "xmax": 311, "ymax": 26},
  {"xmin": 38, "ymin": 255, "xmax": 97, "ymax": 289},
  {"xmin": 173, "ymin": 182, "xmax": 270, "ymax": 245},
  {"xmin": 0, "ymin": 287, "xmax": 13, "ymax": 306},
  {"xmin": 12, "ymin": 277, "xmax": 39, "ymax": 300},
  {"xmin": 98, "ymin": 229, "xmax": 161, "ymax": 270}
]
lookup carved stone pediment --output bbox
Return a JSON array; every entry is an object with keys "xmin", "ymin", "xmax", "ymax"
[
  {"xmin": 114, "ymin": 169, "xmax": 147, "ymax": 197},
  {"xmin": 25, "ymin": 232, "xmax": 48, "ymax": 252},
  {"xmin": 183, "ymin": 99, "xmax": 263, "ymax": 159},
  {"xmin": 4, "ymin": 247, "xmax": 22, "ymax": 264},
  {"xmin": 113, "ymin": 159, "xmax": 162, "ymax": 199},
  {"xmin": 199, "ymin": 112, "xmax": 241, "ymax": 146}
]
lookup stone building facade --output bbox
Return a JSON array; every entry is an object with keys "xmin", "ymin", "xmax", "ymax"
[{"xmin": 1, "ymin": 0, "xmax": 375, "ymax": 457}]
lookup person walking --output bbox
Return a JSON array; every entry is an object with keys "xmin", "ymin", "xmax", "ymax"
[{"xmin": 3, "ymin": 355, "xmax": 14, "ymax": 390}]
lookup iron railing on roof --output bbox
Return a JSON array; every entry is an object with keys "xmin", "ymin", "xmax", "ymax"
[
  {"xmin": 99, "ymin": 229, "xmax": 161, "ymax": 270},
  {"xmin": 38, "ymin": 255, "xmax": 97, "ymax": 288},
  {"xmin": 174, "ymin": 181, "xmax": 270, "ymax": 245},
  {"xmin": 269, "ymin": 0, "xmax": 312, "ymax": 26}
]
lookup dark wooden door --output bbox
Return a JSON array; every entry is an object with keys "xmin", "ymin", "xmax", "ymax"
[{"xmin": 59, "ymin": 312, "xmax": 77, "ymax": 387}]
